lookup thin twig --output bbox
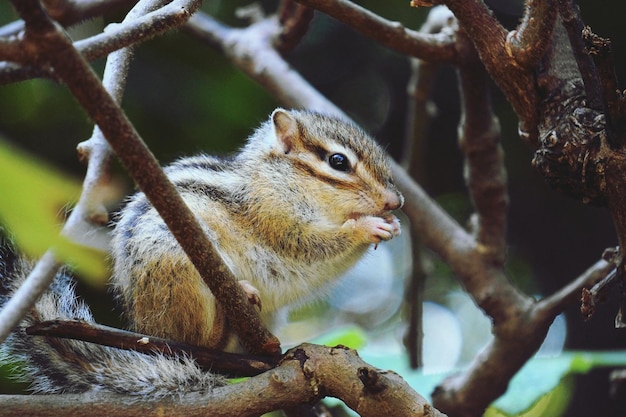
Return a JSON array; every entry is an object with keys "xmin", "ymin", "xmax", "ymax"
[
  {"xmin": 537, "ymin": 258, "xmax": 616, "ymax": 320},
  {"xmin": 580, "ymin": 266, "xmax": 618, "ymax": 321},
  {"xmin": 294, "ymin": 0, "xmax": 457, "ymax": 63},
  {"xmin": 26, "ymin": 319, "xmax": 279, "ymax": 377},
  {"xmin": 401, "ymin": 5, "xmax": 454, "ymax": 172},
  {"xmin": 0, "ymin": 0, "xmax": 136, "ymax": 37},
  {"xmin": 185, "ymin": 12, "xmax": 346, "ymax": 114},
  {"xmin": 1, "ymin": 0, "xmax": 198, "ymax": 85},
  {"xmin": 70, "ymin": 0, "xmax": 168, "ymax": 237},
  {"xmin": 0, "ymin": 251, "xmax": 60, "ymax": 344},
  {"xmin": 8, "ymin": 0, "xmax": 280, "ymax": 356},
  {"xmin": 401, "ymin": 5, "xmax": 455, "ymax": 369}
]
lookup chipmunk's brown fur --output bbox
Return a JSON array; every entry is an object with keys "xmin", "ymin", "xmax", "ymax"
[{"xmin": 1, "ymin": 109, "xmax": 403, "ymax": 396}]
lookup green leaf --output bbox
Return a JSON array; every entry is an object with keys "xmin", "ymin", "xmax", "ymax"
[
  {"xmin": 310, "ymin": 325, "xmax": 368, "ymax": 350},
  {"xmin": 0, "ymin": 138, "xmax": 106, "ymax": 281},
  {"xmin": 489, "ymin": 351, "xmax": 626, "ymax": 416},
  {"xmin": 357, "ymin": 349, "xmax": 626, "ymax": 417}
]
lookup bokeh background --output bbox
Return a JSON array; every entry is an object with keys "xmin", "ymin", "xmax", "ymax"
[{"xmin": 1, "ymin": 1, "xmax": 626, "ymax": 415}]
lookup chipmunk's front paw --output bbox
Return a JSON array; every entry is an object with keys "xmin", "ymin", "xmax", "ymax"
[
  {"xmin": 342, "ymin": 215, "xmax": 401, "ymax": 244},
  {"xmin": 238, "ymin": 280, "xmax": 262, "ymax": 312}
]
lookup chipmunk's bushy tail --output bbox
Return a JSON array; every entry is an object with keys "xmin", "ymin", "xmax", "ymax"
[{"xmin": 0, "ymin": 255, "xmax": 224, "ymax": 397}]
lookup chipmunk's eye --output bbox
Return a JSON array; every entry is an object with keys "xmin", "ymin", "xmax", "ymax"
[{"xmin": 328, "ymin": 153, "xmax": 350, "ymax": 172}]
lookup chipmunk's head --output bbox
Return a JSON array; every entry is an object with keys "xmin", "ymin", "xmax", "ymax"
[{"xmin": 263, "ymin": 108, "xmax": 403, "ymax": 222}]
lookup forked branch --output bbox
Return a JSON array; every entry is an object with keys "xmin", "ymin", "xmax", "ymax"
[{"xmin": 4, "ymin": 0, "xmax": 280, "ymax": 356}]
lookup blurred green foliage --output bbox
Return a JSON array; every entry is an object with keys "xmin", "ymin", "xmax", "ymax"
[{"xmin": 0, "ymin": 138, "xmax": 107, "ymax": 280}]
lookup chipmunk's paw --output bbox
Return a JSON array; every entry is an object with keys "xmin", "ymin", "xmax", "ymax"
[
  {"xmin": 342, "ymin": 215, "xmax": 401, "ymax": 244},
  {"xmin": 238, "ymin": 280, "xmax": 262, "ymax": 312}
]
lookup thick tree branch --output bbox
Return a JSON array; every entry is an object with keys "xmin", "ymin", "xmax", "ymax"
[
  {"xmin": 70, "ymin": 0, "xmax": 165, "ymax": 246},
  {"xmin": 456, "ymin": 30, "xmax": 507, "ymax": 264},
  {"xmin": 0, "ymin": 344, "xmax": 443, "ymax": 417},
  {"xmin": 557, "ymin": 0, "xmax": 603, "ymax": 110},
  {"xmin": 442, "ymin": 0, "xmax": 539, "ymax": 143},
  {"xmin": 505, "ymin": 0, "xmax": 557, "ymax": 70},
  {"xmin": 434, "ymin": 256, "xmax": 614, "ymax": 417},
  {"xmin": 7, "ymin": 0, "xmax": 280, "ymax": 356}
]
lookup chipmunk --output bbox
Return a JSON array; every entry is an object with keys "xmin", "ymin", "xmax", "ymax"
[{"xmin": 0, "ymin": 108, "xmax": 404, "ymax": 396}]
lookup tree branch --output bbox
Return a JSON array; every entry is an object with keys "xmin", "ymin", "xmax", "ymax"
[
  {"xmin": 70, "ymin": 0, "xmax": 166, "ymax": 246},
  {"xmin": 182, "ymin": 4, "xmax": 625, "ymax": 415},
  {"xmin": 0, "ymin": 0, "xmax": 180, "ymax": 347},
  {"xmin": 275, "ymin": 0, "xmax": 314, "ymax": 52},
  {"xmin": 583, "ymin": 27, "xmax": 626, "ymax": 148},
  {"xmin": 294, "ymin": 0, "xmax": 457, "ymax": 63},
  {"xmin": 184, "ymin": 12, "xmax": 345, "ymax": 114},
  {"xmin": 505, "ymin": 0, "xmax": 557, "ymax": 70},
  {"xmin": 1, "ymin": 0, "xmax": 198, "ymax": 85},
  {"xmin": 557, "ymin": 0, "xmax": 603, "ymax": 110},
  {"xmin": 7, "ymin": 0, "xmax": 280, "ymax": 356},
  {"xmin": 542, "ymin": 258, "xmax": 615, "ymax": 320},
  {"xmin": 0, "ymin": 0, "xmax": 136, "ymax": 37},
  {"xmin": 442, "ymin": 0, "xmax": 539, "ymax": 142},
  {"xmin": 401, "ymin": 5, "xmax": 456, "ymax": 369},
  {"xmin": 0, "ymin": 344, "xmax": 444, "ymax": 417},
  {"xmin": 0, "ymin": 251, "xmax": 60, "ymax": 345},
  {"xmin": 456, "ymin": 29, "xmax": 508, "ymax": 264},
  {"xmin": 26, "ymin": 319, "xmax": 279, "ymax": 377}
]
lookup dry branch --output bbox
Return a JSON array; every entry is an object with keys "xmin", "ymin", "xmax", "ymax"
[
  {"xmin": 505, "ymin": 0, "xmax": 557, "ymax": 69},
  {"xmin": 558, "ymin": 0, "xmax": 603, "ymax": 110},
  {"xmin": 443, "ymin": 0, "xmax": 540, "ymax": 140},
  {"xmin": 294, "ymin": 0, "xmax": 457, "ymax": 63},
  {"xmin": 6, "ymin": 0, "xmax": 280, "ymax": 356},
  {"xmin": 0, "ymin": 0, "xmax": 135, "ymax": 37},
  {"xmin": 276, "ymin": 0, "xmax": 314, "ymax": 52},
  {"xmin": 0, "ymin": 344, "xmax": 444, "ymax": 417},
  {"xmin": 456, "ymin": 30, "xmax": 507, "ymax": 264},
  {"xmin": 1, "ymin": 1, "xmax": 623, "ymax": 416},
  {"xmin": 0, "ymin": 0, "xmax": 198, "ymax": 84},
  {"xmin": 26, "ymin": 319, "xmax": 279, "ymax": 377},
  {"xmin": 401, "ymin": 5, "xmax": 456, "ymax": 369}
]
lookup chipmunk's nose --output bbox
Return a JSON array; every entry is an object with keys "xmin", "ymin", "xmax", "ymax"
[{"xmin": 383, "ymin": 190, "xmax": 403, "ymax": 211}]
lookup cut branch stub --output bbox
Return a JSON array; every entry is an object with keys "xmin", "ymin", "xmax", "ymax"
[{"xmin": 532, "ymin": 80, "xmax": 607, "ymax": 206}]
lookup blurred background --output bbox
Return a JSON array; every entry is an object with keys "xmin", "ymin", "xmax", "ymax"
[{"xmin": 1, "ymin": 1, "xmax": 626, "ymax": 415}]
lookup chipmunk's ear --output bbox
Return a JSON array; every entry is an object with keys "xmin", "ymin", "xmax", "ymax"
[{"xmin": 271, "ymin": 108, "xmax": 300, "ymax": 154}]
